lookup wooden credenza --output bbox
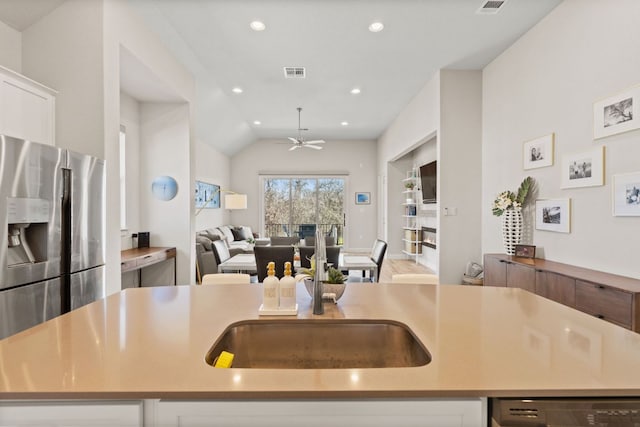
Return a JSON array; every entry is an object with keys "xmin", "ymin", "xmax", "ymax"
[{"xmin": 484, "ymin": 254, "xmax": 640, "ymax": 332}]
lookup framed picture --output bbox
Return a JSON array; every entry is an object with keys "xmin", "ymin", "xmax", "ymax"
[
  {"xmin": 561, "ymin": 146, "xmax": 605, "ymax": 189},
  {"xmin": 612, "ymin": 171, "xmax": 640, "ymax": 216},
  {"xmin": 514, "ymin": 244, "xmax": 536, "ymax": 259},
  {"xmin": 593, "ymin": 83, "xmax": 640, "ymax": 139},
  {"xmin": 355, "ymin": 192, "xmax": 370, "ymax": 205},
  {"xmin": 195, "ymin": 180, "xmax": 220, "ymax": 209},
  {"xmin": 535, "ymin": 199, "xmax": 571, "ymax": 233},
  {"xmin": 523, "ymin": 133, "xmax": 554, "ymax": 170}
]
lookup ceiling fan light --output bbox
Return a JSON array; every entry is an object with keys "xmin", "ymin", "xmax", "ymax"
[
  {"xmin": 341, "ymin": 121, "xmax": 349, "ymax": 126},
  {"xmin": 350, "ymin": 88, "xmax": 361, "ymax": 95},
  {"xmin": 232, "ymin": 87, "xmax": 243, "ymax": 94}
]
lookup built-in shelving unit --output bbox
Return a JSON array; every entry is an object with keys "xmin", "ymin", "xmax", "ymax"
[{"xmin": 401, "ymin": 167, "xmax": 422, "ymax": 263}]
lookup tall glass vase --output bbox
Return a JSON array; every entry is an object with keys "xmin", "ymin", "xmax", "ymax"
[{"xmin": 502, "ymin": 208, "xmax": 522, "ymax": 255}]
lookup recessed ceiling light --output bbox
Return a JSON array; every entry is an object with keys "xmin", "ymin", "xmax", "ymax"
[
  {"xmin": 368, "ymin": 21, "xmax": 384, "ymax": 33},
  {"xmin": 350, "ymin": 88, "xmax": 361, "ymax": 95},
  {"xmin": 341, "ymin": 121, "xmax": 349, "ymax": 126},
  {"xmin": 232, "ymin": 87, "xmax": 243, "ymax": 94},
  {"xmin": 249, "ymin": 21, "xmax": 266, "ymax": 31},
  {"xmin": 253, "ymin": 120, "xmax": 261, "ymax": 125}
]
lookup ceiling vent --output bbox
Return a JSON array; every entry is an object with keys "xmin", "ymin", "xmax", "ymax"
[
  {"xmin": 284, "ymin": 67, "xmax": 306, "ymax": 79},
  {"xmin": 476, "ymin": 0, "xmax": 508, "ymax": 14}
]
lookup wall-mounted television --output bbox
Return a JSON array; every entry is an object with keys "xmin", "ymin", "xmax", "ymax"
[{"xmin": 419, "ymin": 161, "xmax": 437, "ymax": 204}]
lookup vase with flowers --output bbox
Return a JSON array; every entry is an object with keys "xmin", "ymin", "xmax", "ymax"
[{"xmin": 492, "ymin": 177, "xmax": 534, "ymax": 255}]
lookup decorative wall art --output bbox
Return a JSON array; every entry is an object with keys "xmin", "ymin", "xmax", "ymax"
[
  {"xmin": 561, "ymin": 146, "xmax": 605, "ymax": 189},
  {"xmin": 195, "ymin": 180, "xmax": 220, "ymax": 209},
  {"xmin": 523, "ymin": 133, "xmax": 554, "ymax": 170},
  {"xmin": 151, "ymin": 176, "xmax": 178, "ymax": 201},
  {"xmin": 535, "ymin": 199, "xmax": 571, "ymax": 233},
  {"xmin": 355, "ymin": 192, "xmax": 370, "ymax": 205},
  {"xmin": 593, "ymin": 84, "xmax": 640, "ymax": 139},
  {"xmin": 612, "ymin": 172, "xmax": 640, "ymax": 216}
]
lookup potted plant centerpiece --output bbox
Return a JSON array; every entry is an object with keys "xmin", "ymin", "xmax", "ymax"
[
  {"xmin": 492, "ymin": 176, "xmax": 534, "ymax": 255},
  {"xmin": 298, "ymin": 256, "xmax": 347, "ymax": 302}
]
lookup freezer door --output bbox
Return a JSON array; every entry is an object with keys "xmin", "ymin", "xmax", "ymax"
[
  {"xmin": 66, "ymin": 150, "xmax": 105, "ymax": 272},
  {"xmin": 70, "ymin": 265, "xmax": 105, "ymax": 310},
  {"xmin": 0, "ymin": 135, "xmax": 64, "ymax": 290},
  {"xmin": 0, "ymin": 278, "xmax": 62, "ymax": 340}
]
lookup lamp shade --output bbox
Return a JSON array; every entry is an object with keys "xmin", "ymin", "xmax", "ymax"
[{"xmin": 224, "ymin": 193, "xmax": 247, "ymax": 210}]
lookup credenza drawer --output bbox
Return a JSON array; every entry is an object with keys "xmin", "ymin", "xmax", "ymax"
[
  {"xmin": 575, "ymin": 280, "xmax": 633, "ymax": 328},
  {"xmin": 121, "ymin": 259, "xmax": 137, "ymax": 272}
]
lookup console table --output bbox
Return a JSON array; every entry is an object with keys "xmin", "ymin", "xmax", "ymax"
[
  {"xmin": 121, "ymin": 247, "xmax": 177, "ymax": 286},
  {"xmin": 484, "ymin": 253, "xmax": 640, "ymax": 332}
]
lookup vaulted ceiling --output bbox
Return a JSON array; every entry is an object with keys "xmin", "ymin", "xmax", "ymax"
[{"xmin": 0, "ymin": 0, "xmax": 564, "ymax": 155}]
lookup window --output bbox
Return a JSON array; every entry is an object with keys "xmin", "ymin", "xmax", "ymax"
[
  {"xmin": 262, "ymin": 176, "xmax": 345, "ymax": 244},
  {"xmin": 119, "ymin": 126, "xmax": 127, "ymax": 230}
]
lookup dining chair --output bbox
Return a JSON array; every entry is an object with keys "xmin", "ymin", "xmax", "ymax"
[
  {"xmin": 201, "ymin": 273, "xmax": 251, "ymax": 285},
  {"xmin": 302, "ymin": 236, "xmax": 336, "ymax": 247},
  {"xmin": 367, "ymin": 239, "xmax": 387, "ymax": 282},
  {"xmin": 299, "ymin": 246, "xmax": 341, "ymax": 269},
  {"xmin": 254, "ymin": 245, "xmax": 295, "ymax": 282},
  {"xmin": 269, "ymin": 236, "xmax": 300, "ymax": 246},
  {"xmin": 391, "ymin": 273, "xmax": 439, "ymax": 285},
  {"xmin": 211, "ymin": 239, "xmax": 231, "ymax": 265}
]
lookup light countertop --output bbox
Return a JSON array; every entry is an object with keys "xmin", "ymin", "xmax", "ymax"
[{"xmin": 1, "ymin": 282, "xmax": 640, "ymax": 399}]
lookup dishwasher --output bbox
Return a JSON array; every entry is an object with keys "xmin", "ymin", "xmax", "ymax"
[{"xmin": 491, "ymin": 398, "xmax": 640, "ymax": 426}]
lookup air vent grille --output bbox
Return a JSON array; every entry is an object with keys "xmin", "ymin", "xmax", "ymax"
[
  {"xmin": 476, "ymin": 0, "xmax": 508, "ymax": 14},
  {"xmin": 508, "ymin": 407, "xmax": 539, "ymax": 419},
  {"xmin": 284, "ymin": 67, "xmax": 306, "ymax": 79}
]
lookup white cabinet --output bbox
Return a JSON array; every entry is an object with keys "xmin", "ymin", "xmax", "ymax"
[
  {"xmin": 402, "ymin": 167, "xmax": 422, "ymax": 262},
  {"xmin": 153, "ymin": 399, "xmax": 486, "ymax": 427},
  {"xmin": 0, "ymin": 400, "xmax": 142, "ymax": 426},
  {"xmin": 0, "ymin": 65, "xmax": 56, "ymax": 145}
]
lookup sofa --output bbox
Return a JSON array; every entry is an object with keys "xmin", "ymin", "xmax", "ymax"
[{"xmin": 195, "ymin": 225, "xmax": 258, "ymax": 278}]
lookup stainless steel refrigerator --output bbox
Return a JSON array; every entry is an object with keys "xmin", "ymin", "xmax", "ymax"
[{"xmin": 0, "ymin": 135, "xmax": 105, "ymax": 340}]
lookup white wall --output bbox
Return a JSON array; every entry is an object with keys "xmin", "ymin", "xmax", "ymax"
[
  {"xmin": 139, "ymin": 102, "xmax": 191, "ymax": 284},
  {"xmin": 20, "ymin": 0, "xmax": 197, "ymax": 293},
  {"xmin": 0, "ymin": 20, "xmax": 21, "ymax": 73},
  {"xmin": 22, "ymin": 0, "xmax": 105, "ymax": 158},
  {"xmin": 377, "ymin": 70, "xmax": 482, "ymax": 284},
  {"xmin": 482, "ymin": 0, "xmax": 640, "ymax": 279},
  {"xmin": 230, "ymin": 139, "xmax": 378, "ymax": 251},
  {"xmin": 195, "ymin": 139, "xmax": 231, "ymax": 232},
  {"xmin": 119, "ymin": 91, "xmax": 141, "ymax": 250}
]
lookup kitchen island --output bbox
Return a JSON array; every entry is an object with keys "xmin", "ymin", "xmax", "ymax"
[{"xmin": 1, "ymin": 282, "xmax": 640, "ymax": 425}]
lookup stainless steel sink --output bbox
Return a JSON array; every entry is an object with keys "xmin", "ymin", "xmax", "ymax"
[{"xmin": 205, "ymin": 319, "xmax": 431, "ymax": 369}]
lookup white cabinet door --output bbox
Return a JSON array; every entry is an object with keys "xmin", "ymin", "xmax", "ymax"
[
  {"xmin": 154, "ymin": 399, "xmax": 486, "ymax": 427},
  {"xmin": 0, "ymin": 401, "xmax": 142, "ymax": 426},
  {"xmin": 0, "ymin": 66, "xmax": 56, "ymax": 145}
]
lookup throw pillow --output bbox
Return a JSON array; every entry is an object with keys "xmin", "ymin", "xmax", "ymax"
[
  {"xmin": 217, "ymin": 225, "xmax": 235, "ymax": 243},
  {"xmin": 195, "ymin": 235, "xmax": 213, "ymax": 251},
  {"xmin": 239, "ymin": 226, "xmax": 254, "ymax": 240},
  {"xmin": 231, "ymin": 228, "xmax": 245, "ymax": 241},
  {"xmin": 203, "ymin": 228, "xmax": 224, "ymax": 241}
]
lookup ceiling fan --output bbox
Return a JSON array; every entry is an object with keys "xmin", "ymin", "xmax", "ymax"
[{"xmin": 287, "ymin": 107, "xmax": 325, "ymax": 151}]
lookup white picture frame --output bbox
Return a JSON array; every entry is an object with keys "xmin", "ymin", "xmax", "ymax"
[
  {"xmin": 561, "ymin": 146, "xmax": 605, "ymax": 189},
  {"xmin": 523, "ymin": 133, "xmax": 554, "ymax": 170},
  {"xmin": 612, "ymin": 172, "xmax": 640, "ymax": 217},
  {"xmin": 594, "ymin": 84, "xmax": 640, "ymax": 139},
  {"xmin": 535, "ymin": 199, "xmax": 571, "ymax": 233}
]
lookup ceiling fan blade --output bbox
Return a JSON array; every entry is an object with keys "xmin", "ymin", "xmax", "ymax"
[
  {"xmin": 304, "ymin": 140, "xmax": 325, "ymax": 145},
  {"xmin": 304, "ymin": 144, "xmax": 323, "ymax": 150},
  {"xmin": 289, "ymin": 145, "xmax": 300, "ymax": 151},
  {"xmin": 287, "ymin": 137, "xmax": 300, "ymax": 144}
]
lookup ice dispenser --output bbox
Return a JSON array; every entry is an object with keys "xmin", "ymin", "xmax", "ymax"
[{"xmin": 7, "ymin": 198, "xmax": 50, "ymax": 267}]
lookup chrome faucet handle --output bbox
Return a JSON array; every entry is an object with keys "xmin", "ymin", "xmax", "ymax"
[{"xmin": 312, "ymin": 227, "xmax": 325, "ymax": 314}]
